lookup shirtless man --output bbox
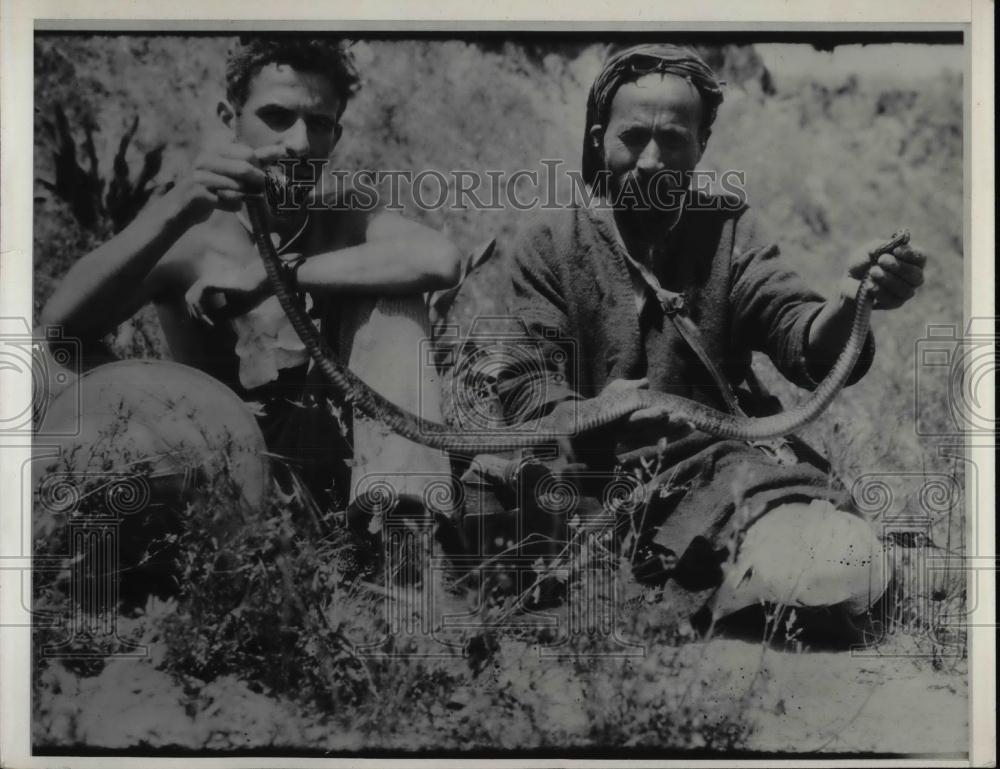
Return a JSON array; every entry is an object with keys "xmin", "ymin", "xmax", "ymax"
[{"xmin": 41, "ymin": 36, "xmax": 461, "ymax": 507}]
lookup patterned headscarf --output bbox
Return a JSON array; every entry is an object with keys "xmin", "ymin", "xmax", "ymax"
[{"xmin": 582, "ymin": 44, "xmax": 724, "ymax": 193}]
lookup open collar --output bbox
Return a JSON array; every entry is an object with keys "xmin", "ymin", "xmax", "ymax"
[{"xmin": 585, "ymin": 193, "xmax": 688, "ymax": 318}]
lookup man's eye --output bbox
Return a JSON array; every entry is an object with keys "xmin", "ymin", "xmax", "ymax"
[
  {"xmin": 307, "ymin": 116, "xmax": 337, "ymax": 133},
  {"xmin": 619, "ymin": 129, "xmax": 648, "ymax": 147},
  {"xmin": 657, "ymin": 132, "xmax": 687, "ymax": 149},
  {"xmin": 259, "ymin": 108, "xmax": 296, "ymax": 130}
]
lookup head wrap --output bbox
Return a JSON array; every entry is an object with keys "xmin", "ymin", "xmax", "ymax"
[{"xmin": 582, "ymin": 44, "xmax": 724, "ymax": 193}]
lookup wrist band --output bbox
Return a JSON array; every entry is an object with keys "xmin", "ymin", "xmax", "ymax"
[{"xmin": 281, "ymin": 255, "xmax": 308, "ymax": 293}]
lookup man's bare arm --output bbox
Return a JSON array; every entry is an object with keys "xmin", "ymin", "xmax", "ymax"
[
  {"xmin": 39, "ymin": 193, "xmax": 195, "ymax": 338},
  {"xmin": 182, "ymin": 209, "xmax": 464, "ymax": 320},
  {"xmin": 40, "ymin": 140, "xmax": 281, "ymax": 339},
  {"xmin": 294, "ymin": 211, "xmax": 462, "ymax": 294}
]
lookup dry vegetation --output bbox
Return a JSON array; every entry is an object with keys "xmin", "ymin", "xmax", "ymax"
[{"xmin": 31, "ymin": 35, "xmax": 967, "ymax": 754}]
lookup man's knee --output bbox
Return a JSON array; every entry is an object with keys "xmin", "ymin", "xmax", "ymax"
[
  {"xmin": 346, "ymin": 293, "xmax": 439, "ymax": 414},
  {"xmin": 345, "ymin": 294, "xmax": 451, "ymax": 505},
  {"xmin": 715, "ymin": 499, "xmax": 890, "ymax": 618}
]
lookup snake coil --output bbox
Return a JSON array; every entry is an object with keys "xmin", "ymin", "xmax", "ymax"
[{"xmin": 246, "ymin": 178, "xmax": 907, "ymax": 456}]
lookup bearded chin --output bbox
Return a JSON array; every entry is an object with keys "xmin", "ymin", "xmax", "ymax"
[{"xmin": 610, "ymin": 170, "xmax": 689, "ymax": 216}]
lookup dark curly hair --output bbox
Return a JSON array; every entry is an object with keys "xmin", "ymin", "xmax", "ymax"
[{"xmin": 225, "ymin": 35, "xmax": 361, "ymax": 117}]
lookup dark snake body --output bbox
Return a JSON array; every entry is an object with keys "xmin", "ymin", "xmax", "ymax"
[{"xmin": 246, "ymin": 189, "xmax": 907, "ymax": 456}]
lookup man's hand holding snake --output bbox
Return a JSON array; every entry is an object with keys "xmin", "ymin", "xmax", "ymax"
[{"xmin": 844, "ymin": 236, "xmax": 927, "ymax": 310}]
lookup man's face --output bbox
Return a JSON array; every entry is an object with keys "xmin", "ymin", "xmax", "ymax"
[
  {"xmin": 598, "ymin": 73, "xmax": 705, "ymax": 213},
  {"xmin": 234, "ymin": 63, "xmax": 342, "ymax": 181}
]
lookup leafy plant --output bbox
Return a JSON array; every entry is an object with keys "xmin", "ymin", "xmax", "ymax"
[{"xmin": 37, "ymin": 105, "xmax": 169, "ymax": 237}]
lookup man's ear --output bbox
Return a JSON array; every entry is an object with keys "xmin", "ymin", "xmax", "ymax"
[
  {"xmin": 217, "ymin": 100, "xmax": 237, "ymax": 132},
  {"xmin": 588, "ymin": 123, "xmax": 605, "ymax": 150},
  {"xmin": 697, "ymin": 128, "xmax": 711, "ymax": 159}
]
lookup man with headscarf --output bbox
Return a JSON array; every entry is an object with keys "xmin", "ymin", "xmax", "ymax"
[{"xmin": 489, "ymin": 44, "xmax": 927, "ymax": 638}]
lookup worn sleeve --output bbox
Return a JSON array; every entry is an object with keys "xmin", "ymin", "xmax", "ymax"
[
  {"xmin": 491, "ymin": 215, "xmax": 583, "ymax": 423},
  {"xmin": 729, "ymin": 209, "xmax": 874, "ymax": 390}
]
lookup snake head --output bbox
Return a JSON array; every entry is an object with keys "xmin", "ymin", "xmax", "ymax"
[
  {"xmin": 262, "ymin": 167, "xmax": 285, "ymax": 212},
  {"xmin": 868, "ymin": 228, "xmax": 911, "ymax": 265},
  {"xmin": 262, "ymin": 166, "xmax": 308, "ymax": 218}
]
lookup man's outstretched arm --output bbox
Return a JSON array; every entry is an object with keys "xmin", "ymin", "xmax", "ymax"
[
  {"xmin": 730, "ymin": 209, "xmax": 925, "ymax": 389},
  {"xmin": 806, "ymin": 239, "xmax": 926, "ymax": 374},
  {"xmin": 295, "ymin": 211, "xmax": 462, "ymax": 294},
  {"xmin": 185, "ymin": 209, "xmax": 463, "ymax": 314}
]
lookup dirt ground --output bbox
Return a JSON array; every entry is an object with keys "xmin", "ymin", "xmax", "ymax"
[
  {"xmin": 699, "ymin": 640, "xmax": 967, "ymax": 754},
  {"xmin": 34, "ymin": 634, "xmax": 967, "ymax": 755}
]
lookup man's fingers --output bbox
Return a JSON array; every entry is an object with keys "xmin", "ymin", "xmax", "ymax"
[
  {"xmin": 870, "ymin": 267, "xmax": 915, "ymax": 306},
  {"xmin": 628, "ymin": 405, "xmax": 670, "ymax": 424},
  {"xmin": 185, "ymin": 287, "xmax": 216, "ymax": 327},
  {"xmin": 193, "ymin": 304, "xmax": 214, "ymax": 327},
  {"xmin": 216, "ymin": 190, "xmax": 245, "ymax": 212},
  {"xmin": 186, "ymin": 296, "xmax": 209, "ymax": 326},
  {"xmin": 184, "ymin": 283, "xmax": 204, "ymax": 313},
  {"xmin": 615, "ymin": 377, "xmax": 649, "ymax": 392},
  {"xmin": 199, "ymin": 157, "xmax": 266, "ymax": 188},
  {"xmin": 193, "ymin": 169, "xmax": 245, "ymax": 193},
  {"xmin": 189, "ymin": 182, "xmax": 244, "ymax": 214},
  {"xmin": 184, "ymin": 281, "xmax": 201, "ymax": 304},
  {"xmin": 210, "ymin": 141, "xmax": 288, "ymax": 171},
  {"xmin": 253, "ymin": 144, "xmax": 287, "ymax": 166},
  {"xmin": 889, "ymin": 243, "xmax": 927, "ymax": 267},
  {"xmin": 877, "ymin": 254, "xmax": 924, "ymax": 287},
  {"xmin": 861, "ymin": 239, "xmax": 927, "ymax": 271},
  {"xmin": 204, "ymin": 139, "xmax": 255, "ymax": 160}
]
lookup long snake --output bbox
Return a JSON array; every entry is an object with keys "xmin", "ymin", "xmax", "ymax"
[{"xmin": 246, "ymin": 174, "xmax": 908, "ymax": 456}]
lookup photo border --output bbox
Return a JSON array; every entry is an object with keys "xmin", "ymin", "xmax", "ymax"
[{"xmin": 2, "ymin": 1, "xmax": 993, "ymax": 767}]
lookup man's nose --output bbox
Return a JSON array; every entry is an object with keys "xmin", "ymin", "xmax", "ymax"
[
  {"xmin": 281, "ymin": 118, "xmax": 310, "ymax": 157},
  {"xmin": 636, "ymin": 140, "xmax": 663, "ymax": 175}
]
